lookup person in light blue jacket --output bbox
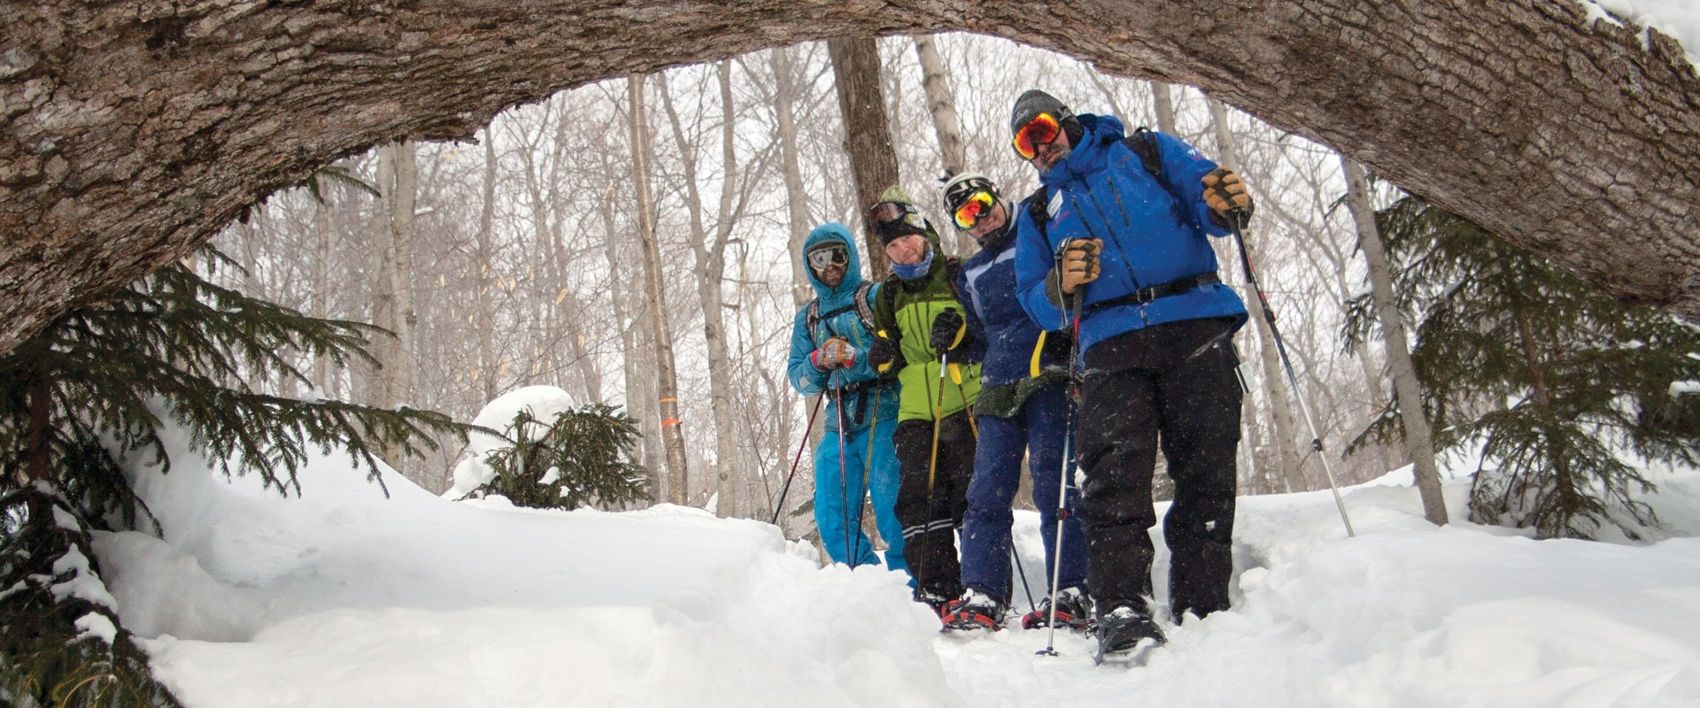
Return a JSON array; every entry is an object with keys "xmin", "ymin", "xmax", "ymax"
[{"xmin": 786, "ymin": 223, "xmax": 906, "ymax": 576}]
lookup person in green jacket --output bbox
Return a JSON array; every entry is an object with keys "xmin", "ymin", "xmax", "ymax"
[{"xmin": 864, "ymin": 185, "xmax": 983, "ymax": 615}]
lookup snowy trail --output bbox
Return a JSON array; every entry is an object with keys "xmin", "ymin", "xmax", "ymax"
[{"xmin": 93, "ymin": 428, "xmax": 1700, "ymax": 707}]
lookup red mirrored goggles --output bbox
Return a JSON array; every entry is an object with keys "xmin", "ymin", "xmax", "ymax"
[
  {"xmin": 950, "ymin": 190, "xmax": 996, "ymax": 231},
  {"xmin": 1011, "ymin": 112, "xmax": 1062, "ymax": 161}
]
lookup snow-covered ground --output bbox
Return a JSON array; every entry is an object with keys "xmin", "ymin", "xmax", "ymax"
[{"xmin": 95, "ymin": 424, "xmax": 1700, "ymax": 707}]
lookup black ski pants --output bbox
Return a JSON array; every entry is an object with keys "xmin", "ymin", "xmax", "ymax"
[
  {"xmin": 1077, "ymin": 317, "xmax": 1242, "ymax": 621},
  {"xmin": 892, "ymin": 412, "xmax": 975, "ymax": 602}
]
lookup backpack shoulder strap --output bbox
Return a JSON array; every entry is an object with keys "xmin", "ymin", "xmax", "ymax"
[
  {"xmin": 1022, "ymin": 186, "xmax": 1050, "ymax": 242},
  {"xmin": 805, "ymin": 298, "xmax": 822, "ymax": 337},
  {"xmin": 1122, "ymin": 127, "xmax": 1163, "ymax": 179},
  {"xmin": 853, "ymin": 282, "xmax": 877, "ymax": 334}
]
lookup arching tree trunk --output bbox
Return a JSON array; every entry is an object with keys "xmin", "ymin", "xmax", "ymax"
[{"xmin": 2, "ymin": 1, "xmax": 1698, "ymax": 356}]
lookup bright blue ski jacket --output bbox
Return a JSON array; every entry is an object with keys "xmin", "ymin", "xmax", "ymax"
[
  {"xmin": 787, "ymin": 223, "xmax": 900, "ymax": 433},
  {"xmin": 1014, "ymin": 114, "xmax": 1248, "ymax": 355}
]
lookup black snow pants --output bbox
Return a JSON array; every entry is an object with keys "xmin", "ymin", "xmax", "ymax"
[
  {"xmin": 892, "ymin": 412, "xmax": 975, "ymax": 602},
  {"xmin": 1077, "ymin": 317, "xmax": 1243, "ymax": 621}
]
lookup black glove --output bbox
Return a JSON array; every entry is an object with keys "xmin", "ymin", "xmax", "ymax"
[
  {"xmin": 867, "ymin": 333, "xmax": 899, "ymax": 370},
  {"xmin": 929, "ymin": 309, "xmax": 967, "ymax": 355}
]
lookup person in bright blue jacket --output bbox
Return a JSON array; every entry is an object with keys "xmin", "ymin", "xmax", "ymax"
[
  {"xmin": 931, "ymin": 172, "xmax": 1090, "ymax": 633},
  {"xmin": 1009, "ymin": 89, "xmax": 1254, "ymax": 657},
  {"xmin": 786, "ymin": 222, "xmax": 906, "ymax": 576}
]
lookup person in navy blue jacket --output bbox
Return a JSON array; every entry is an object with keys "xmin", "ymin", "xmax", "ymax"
[
  {"xmin": 932, "ymin": 173, "xmax": 1091, "ymax": 633},
  {"xmin": 1008, "ymin": 89, "xmax": 1254, "ymax": 656},
  {"xmin": 786, "ymin": 223, "xmax": 906, "ymax": 577}
]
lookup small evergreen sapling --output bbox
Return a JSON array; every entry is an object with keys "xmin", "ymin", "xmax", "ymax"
[
  {"xmin": 469, "ymin": 405, "xmax": 651, "ymax": 510},
  {"xmin": 1344, "ymin": 197, "xmax": 1700, "ymax": 540}
]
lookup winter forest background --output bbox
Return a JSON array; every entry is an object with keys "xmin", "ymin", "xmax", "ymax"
[
  {"xmin": 221, "ymin": 34, "xmax": 1426, "ymax": 531},
  {"xmin": 7, "ymin": 3, "xmax": 1700, "ymax": 704}
]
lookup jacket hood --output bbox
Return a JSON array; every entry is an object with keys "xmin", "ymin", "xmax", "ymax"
[
  {"xmin": 802, "ymin": 222, "xmax": 863, "ymax": 298},
  {"xmin": 1040, "ymin": 113, "xmax": 1126, "ymax": 187}
]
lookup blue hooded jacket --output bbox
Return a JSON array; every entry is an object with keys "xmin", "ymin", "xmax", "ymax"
[
  {"xmin": 1014, "ymin": 114, "xmax": 1248, "ymax": 354},
  {"xmin": 787, "ymin": 223, "xmax": 900, "ymax": 432}
]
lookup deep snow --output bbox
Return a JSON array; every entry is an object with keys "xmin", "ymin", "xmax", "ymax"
[{"xmin": 86, "ymin": 418, "xmax": 1700, "ymax": 707}]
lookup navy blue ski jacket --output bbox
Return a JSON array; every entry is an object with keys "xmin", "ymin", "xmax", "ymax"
[{"xmin": 954, "ymin": 214, "xmax": 1068, "ymax": 388}]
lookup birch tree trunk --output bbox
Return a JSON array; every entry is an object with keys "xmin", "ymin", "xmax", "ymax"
[
  {"xmin": 1208, "ymin": 97, "xmax": 1304, "ymax": 489},
  {"xmin": 626, "ymin": 73, "xmax": 690, "ymax": 505},
  {"xmin": 476, "ymin": 133, "xmax": 499, "ymax": 403},
  {"xmin": 1151, "ymin": 82, "xmax": 1177, "ymax": 135},
  {"xmin": 827, "ymin": 37, "xmax": 902, "ymax": 279},
  {"xmin": 389, "ymin": 142, "xmax": 417, "ymax": 412},
  {"xmin": 1341, "ymin": 156, "xmax": 1448, "ymax": 525},
  {"xmin": 595, "ymin": 183, "xmax": 659, "ymax": 504},
  {"xmin": 366, "ymin": 148, "xmax": 398, "ymax": 410},
  {"xmin": 912, "ymin": 35, "xmax": 973, "ymax": 257},
  {"xmin": 311, "ymin": 178, "xmax": 335, "ymax": 394},
  {"xmin": 659, "ymin": 63, "xmax": 746, "ymax": 518},
  {"xmin": 770, "ymin": 46, "xmax": 815, "ymax": 310}
]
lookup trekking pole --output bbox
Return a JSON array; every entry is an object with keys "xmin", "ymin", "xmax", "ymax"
[
  {"xmin": 1011, "ymin": 539, "xmax": 1038, "ymax": 616},
  {"xmin": 1228, "ymin": 215, "xmax": 1356, "ymax": 538},
  {"xmin": 835, "ymin": 379, "xmax": 855, "ymax": 567},
  {"xmin": 913, "ymin": 352, "xmax": 952, "ymax": 606},
  {"xmin": 770, "ymin": 395, "xmax": 825, "ymax": 525},
  {"xmin": 850, "ymin": 388, "xmax": 880, "ymax": 568},
  {"xmin": 1039, "ymin": 291, "xmax": 1084, "ymax": 657}
]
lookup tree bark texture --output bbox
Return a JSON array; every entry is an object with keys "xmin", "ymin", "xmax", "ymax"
[
  {"xmin": 388, "ymin": 141, "xmax": 417, "ymax": 411},
  {"xmin": 1343, "ymin": 156, "xmax": 1449, "ymax": 525},
  {"xmin": 827, "ymin": 37, "xmax": 902, "ymax": 280},
  {"xmin": 1, "ymin": 1, "xmax": 1697, "ymax": 356}
]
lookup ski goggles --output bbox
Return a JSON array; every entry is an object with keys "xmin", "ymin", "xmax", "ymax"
[
  {"xmin": 806, "ymin": 244, "xmax": 848, "ymax": 270},
  {"xmin": 867, "ymin": 201, "xmax": 924, "ymax": 242},
  {"xmin": 1011, "ymin": 112, "xmax": 1062, "ymax": 161},
  {"xmin": 949, "ymin": 190, "xmax": 996, "ymax": 231}
]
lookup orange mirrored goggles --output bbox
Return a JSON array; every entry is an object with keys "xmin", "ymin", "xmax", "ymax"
[
  {"xmin": 1012, "ymin": 112, "xmax": 1062, "ymax": 160},
  {"xmin": 950, "ymin": 190, "xmax": 996, "ymax": 231}
]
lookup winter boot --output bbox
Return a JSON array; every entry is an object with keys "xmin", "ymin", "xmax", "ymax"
[
  {"xmin": 1094, "ymin": 605, "xmax": 1166, "ymax": 662},
  {"xmin": 942, "ymin": 590, "xmax": 1005, "ymax": 632},
  {"xmin": 1021, "ymin": 586, "xmax": 1093, "ymax": 631},
  {"xmin": 914, "ymin": 589, "xmax": 955, "ymax": 618}
]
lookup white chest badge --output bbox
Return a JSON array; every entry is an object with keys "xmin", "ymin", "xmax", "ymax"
[{"xmin": 1047, "ymin": 190, "xmax": 1063, "ymax": 219}]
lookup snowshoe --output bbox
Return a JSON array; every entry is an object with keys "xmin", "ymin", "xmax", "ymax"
[
  {"xmin": 1092, "ymin": 605, "xmax": 1166, "ymax": 666},
  {"xmin": 1021, "ymin": 586, "xmax": 1093, "ymax": 631},
  {"xmin": 941, "ymin": 591, "xmax": 1005, "ymax": 632},
  {"xmin": 914, "ymin": 589, "xmax": 955, "ymax": 619}
]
